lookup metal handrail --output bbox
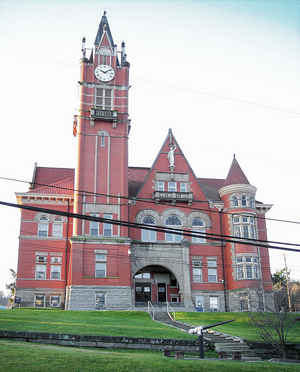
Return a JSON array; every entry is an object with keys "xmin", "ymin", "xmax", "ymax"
[
  {"xmin": 166, "ymin": 301, "xmax": 176, "ymax": 321},
  {"xmin": 148, "ymin": 301, "xmax": 155, "ymax": 320}
]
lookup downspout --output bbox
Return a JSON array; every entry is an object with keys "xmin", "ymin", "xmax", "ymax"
[
  {"xmin": 64, "ymin": 198, "xmax": 70, "ymax": 310},
  {"xmin": 219, "ymin": 208, "xmax": 228, "ymax": 312}
]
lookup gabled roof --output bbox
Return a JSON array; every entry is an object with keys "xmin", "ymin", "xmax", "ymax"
[
  {"xmin": 128, "ymin": 167, "xmax": 150, "ymax": 197},
  {"xmin": 94, "ymin": 11, "xmax": 114, "ymax": 47},
  {"xmin": 134, "ymin": 129, "xmax": 208, "ymax": 202},
  {"xmin": 30, "ymin": 166, "xmax": 75, "ymax": 195},
  {"xmin": 223, "ymin": 156, "xmax": 249, "ymax": 186},
  {"xmin": 197, "ymin": 178, "xmax": 225, "ymax": 201}
]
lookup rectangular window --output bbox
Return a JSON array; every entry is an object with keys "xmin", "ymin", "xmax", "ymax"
[
  {"xmin": 237, "ymin": 265, "xmax": 244, "ymax": 280},
  {"xmin": 35, "ymin": 265, "xmax": 46, "ymax": 280},
  {"xmin": 192, "ymin": 268, "xmax": 202, "ymax": 282},
  {"xmin": 195, "ymin": 296, "xmax": 204, "ymax": 311},
  {"xmin": 50, "ymin": 295, "xmax": 60, "ymax": 307},
  {"xmin": 90, "ymin": 214, "xmax": 99, "ymax": 236},
  {"xmin": 38, "ymin": 223, "xmax": 48, "ymax": 237},
  {"xmin": 180, "ymin": 183, "xmax": 187, "ymax": 192},
  {"xmin": 168, "ymin": 181, "xmax": 176, "ymax": 192},
  {"xmin": 36, "ymin": 255, "xmax": 47, "ymax": 263},
  {"xmin": 95, "ymin": 254, "xmax": 107, "ymax": 278},
  {"xmin": 192, "ymin": 228, "xmax": 206, "ymax": 243},
  {"xmin": 95, "ymin": 293, "xmax": 105, "ymax": 309},
  {"xmin": 103, "ymin": 214, "xmax": 113, "ymax": 237},
  {"xmin": 50, "ymin": 256, "xmax": 62, "ymax": 264},
  {"xmin": 246, "ymin": 264, "xmax": 253, "ymax": 279},
  {"xmin": 240, "ymin": 297, "xmax": 249, "ymax": 311},
  {"xmin": 207, "ymin": 258, "xmax": 217, "ymax": 267},
  {"xmin": 208, "ymin": 268, "xmax": 217, "ymax": 282},
  {"xmin": 35, "ymin": 295, "xmax": 45, "ymax": 308},
  {"xmin": 165, "ymin": 232, "xmax": 182, "ymax": 242},
  {"xmin": 50, "ymin": 265, "xmax": 61, "ymax": 280},
  {"xmin": 52, "ymin": 222, "xmax": 63, "ymax": 237},
  {"xmin": 95, "ymin": 88, "xmax": 113, "ymax": 109},
  {"xmin": 100, "ymin": 134, "xmax": 105, "ymax": 147},
  {"xmin": 243, "ymin": 225, "xmax": 249, "ymax": 238},
  {"xmin": 209, "ymin": 297, "xmax": 218, "ymax": 312},
  {"xmin": 156, "ymin": 181, "xmax": 164, "ymax": 191}
]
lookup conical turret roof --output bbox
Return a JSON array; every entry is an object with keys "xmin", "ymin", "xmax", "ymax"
[{"xmin": 223, "ymin": 155, "xmax": 249, "ymax": 186}]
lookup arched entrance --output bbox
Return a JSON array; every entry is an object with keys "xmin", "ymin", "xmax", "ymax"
[{"xmin": 134, "ymin": 265, "xmax": 180, "ymax": 305}]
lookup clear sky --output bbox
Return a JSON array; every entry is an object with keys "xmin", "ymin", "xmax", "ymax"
[{"xmin": 0, "ymin": 0, "xmax": 300, "ymax": 293}]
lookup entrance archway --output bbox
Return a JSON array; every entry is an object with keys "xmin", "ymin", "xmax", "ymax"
[{"xmin": 134, "ymin": 265, "xmax": 180, "ymax": 305}]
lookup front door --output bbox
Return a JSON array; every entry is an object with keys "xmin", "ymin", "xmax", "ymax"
[
  {"xmin": 157, "ymin": 283, "xmax": 166, "ymax": 302},
  {"xmin": 135, "ymin": 283, "xmax": 151, "ymax": 303}
]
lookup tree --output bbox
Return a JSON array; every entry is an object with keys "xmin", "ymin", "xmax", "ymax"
[
  {"xmin": 272, "ymin": 269, "xmax": 287, "ymax": 289},
  {"xmin": 248, "ymin": 311, "xmax": 297, "ymax": 359},
  {"xmin": 5, "ymin": 269, "xmax": 16, "ymax": 308}
]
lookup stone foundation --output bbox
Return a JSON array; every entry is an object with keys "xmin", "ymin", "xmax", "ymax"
[{"xmin": 66, "ymin": 285, "xmax": 133, "ymax": 310}]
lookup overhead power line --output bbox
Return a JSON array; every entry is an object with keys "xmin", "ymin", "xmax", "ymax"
[
  {"xmin": 1, "ymin": 200, "xmax": 300, "ymax": 253},
  {"xmin": 1, "ymin": 175, "xmax": 300, "ymax": 226}
]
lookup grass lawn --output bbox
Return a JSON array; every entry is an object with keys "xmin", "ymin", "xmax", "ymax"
[
  {"xmin": 0, "ymin": 309, "xmax": 195, "ymax": 340},
  {"xmin": 0, "ymin": 339, "xmax": 299, "ymax": 372},
  {"xmin": 175, "ymin": 312, "xmax": 300, "ymax": 342}
]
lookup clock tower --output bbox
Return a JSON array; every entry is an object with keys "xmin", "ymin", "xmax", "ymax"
[
  {"xmin": 67, "ymin": 12, "xmax": 132, "ymax": 309},
  {"xmin": 74, "ymin": 11, "xmax": 130, "ymax": 236}
]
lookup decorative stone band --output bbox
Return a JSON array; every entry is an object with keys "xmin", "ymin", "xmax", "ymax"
[{"xmin": 218, "ymin": 184, "xmax": 257, "ymax": 197}]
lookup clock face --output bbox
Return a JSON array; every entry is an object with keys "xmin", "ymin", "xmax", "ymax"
[{"xmin": 94, "ymin": 65, "xmax": 115, "ymax": 82}]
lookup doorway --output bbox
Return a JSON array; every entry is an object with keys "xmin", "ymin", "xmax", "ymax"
[
  {"xmin": 135, "ymin": 283, "xmax": 151, "ymax": 303},
  {"xmin": 157, "ymin": 283, "xmax": 166, "ymax": 302}
]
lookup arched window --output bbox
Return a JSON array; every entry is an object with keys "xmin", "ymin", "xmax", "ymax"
[
  {"xmin": 241, "ymin": 194, "xmax": 247, "ymax": 207},
  {"xmin": 192, "ymin": 217, "xmax": 206, "ymax": 243},
  {"xmin": 38, "ymin": 215, "xmax": 49, "ymax": 237},
  {"xmin": 231, "ymin": 195, "xmax": 239, "ymax": 207},
  {"xmin": 141, "ymin": 215, "xmax": 156, "ymax": 242},
  {"xmin": 52, "ymin": 217, "xmax": 63, "ymax": 238},
  {"xmin": 165, "ymin": 215, "xmax": 182, "ymax": 242}
]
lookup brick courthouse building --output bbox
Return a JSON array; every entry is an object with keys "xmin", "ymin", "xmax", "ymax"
[{"xmin": 15, "ymin": 13, "xmax": 274, "ymax": 311}]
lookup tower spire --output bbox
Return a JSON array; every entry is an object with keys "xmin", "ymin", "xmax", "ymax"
[
  {"xmin": 223, "ymin": 155, "xmax": 249, "ymax": 186},
  {"xmin": 94, "ymin": 11, "xmax": 114, "ymax": 47}
]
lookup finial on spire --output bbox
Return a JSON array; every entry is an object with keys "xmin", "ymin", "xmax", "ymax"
[
  {"xmin": 103, "ymin": 10, "xmax": 107, "ymax": 16},
  {"xmin": 233, "ymin": 153, "xmax": 236, "ymax": 159}
]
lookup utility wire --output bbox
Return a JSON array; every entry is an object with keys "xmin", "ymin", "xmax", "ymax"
[
  {"xmin": 2, "ymin": 175, "xmax": 300, "ymax": 226},
  {"xmin": 1, "ymin": 200, "xmax": 300, "ymax": 253}
]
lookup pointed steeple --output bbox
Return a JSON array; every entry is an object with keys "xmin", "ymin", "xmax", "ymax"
[
  {"xmin": 223, "ymin": 155, "xmax": 249, "ymax": 186},
  {"xmin": 94, "ymin": 11, "xmax": 115, "ymax": 47}
]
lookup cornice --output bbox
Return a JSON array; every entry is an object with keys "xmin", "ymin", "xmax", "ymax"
[
  {"xmin": 219, "ymin": 184, "xmax": 257, "ymax": 197},
  {"xmin": 16, "ymin": 193, "xmax": 74, "ymax": 205},
  {"xmin": 256, "ymin": 203, "xmax": 273, "ymax": 214}
]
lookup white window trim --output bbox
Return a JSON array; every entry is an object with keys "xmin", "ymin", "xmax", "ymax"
[{"xmin": 50, "ymin": 265, "xmax": 61, "ymax": 280}]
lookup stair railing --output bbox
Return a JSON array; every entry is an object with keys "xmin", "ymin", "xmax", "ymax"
[
  {"xmin": 148, "ymin": 301, "xmax": 155, "ymax": 320},
  {"xmin": 166, "ymin": 301, "xmax": 176, "ymax": 321}
]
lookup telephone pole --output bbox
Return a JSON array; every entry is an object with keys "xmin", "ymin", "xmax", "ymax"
[{"xmin": 283, "ymin": 254, "xmax": 292, "ymax": 312}]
